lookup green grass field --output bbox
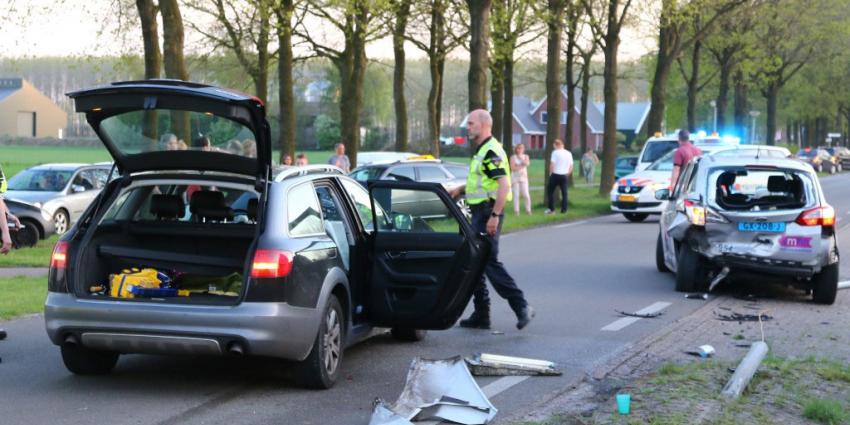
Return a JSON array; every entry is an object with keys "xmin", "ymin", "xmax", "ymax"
[{"xmin": 0, "ymin": 275, "xmax": 47, "ymax": 320}]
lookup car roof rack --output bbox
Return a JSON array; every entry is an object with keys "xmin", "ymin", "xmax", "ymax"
[{"xmin": 273, "ymin": 165, "xmax": 344, "ymax": 182}]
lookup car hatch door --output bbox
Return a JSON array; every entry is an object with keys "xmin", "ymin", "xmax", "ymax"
[{"xmin": 366, "ymin": 180, "xmax": 489, "ymax": 329}]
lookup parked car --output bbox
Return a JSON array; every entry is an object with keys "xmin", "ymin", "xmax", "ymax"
[
  {"xmin": 826, "ymin": 146, "xmax": 850, "ymax": 169},
  {"xmin": 350, "ymin": 159, "xmax": 469, "ymax": 218},
  {"xmin": 655, "ymin": 154, "xmax": 839, "ymax": 304},
  {"xmin": 5, "ymin": 163, "xmax": 113, "ymax": 234},
  {"xmin": 795, "ymin": 147, "xmax": 837, "ymax": 174},
  {"xmin": 44, "ymin": 80, "xmax": 487, "ymax": 389},
  {"xmin": 615, "ymin": 155, "xmax": 638, "ymax": 179},
  {"xmin": 356, "ymin": 151, "xmax": 421, "ymax": 166},
  {"xmin": 4, "ymin": 198, "xmax": 55, "ymax": 247}
]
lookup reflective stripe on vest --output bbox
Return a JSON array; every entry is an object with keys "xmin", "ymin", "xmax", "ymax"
[{"xmin": 466, "ymin": 138, "xmax": 512, "ymax": 205}]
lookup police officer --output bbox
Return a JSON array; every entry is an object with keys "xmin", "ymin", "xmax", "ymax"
[{"xmin": 450, "ymin": 109, "xmax": 534, "ymax": 330}]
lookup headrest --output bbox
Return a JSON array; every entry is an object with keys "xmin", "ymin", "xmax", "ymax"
[
  {"xmin": 150, "ymin": 194, "xmax": 184, "ymax": 219},
  {"xmin": 247, "ymin": 198, "xmax": 258, "ymax": 220},
  {"xmin": 717, "ymin": 172, "xmax": 736, "ymax": 186},
  {"xmin": 190, "ymin": 190, "xmax": 233, "ymax": 221},
  {"xmin": 767, "ymin": 175, "xmax": 788, "ymax": 192}
]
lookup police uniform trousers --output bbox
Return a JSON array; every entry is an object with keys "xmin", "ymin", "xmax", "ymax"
[{"xmin": 469, "ymin": 201, "xmax": 528, "ymax": 315}]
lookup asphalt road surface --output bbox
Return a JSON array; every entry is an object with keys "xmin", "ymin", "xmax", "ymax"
[{"xmin": 2, "ymin": 173, "xmax": 849, "ymax": 425}]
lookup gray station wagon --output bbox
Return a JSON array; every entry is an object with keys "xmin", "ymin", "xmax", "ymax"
[
  {"xmin": 655, "ymin": 155, "xmax": 839, "ymax": 304},
  {"xmin": 44, "ymin": 80, "xmax": 489, "ymax": 388}
]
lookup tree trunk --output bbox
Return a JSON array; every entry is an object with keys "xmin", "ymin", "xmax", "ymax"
[
  {"xmin": 645, "ymin": 23, "xmax": 675, "ymax": 136},
  {"xmin": 467, "ymin": 0, "xmax": 491, "ymax": 110},
  {"xmin": 502, "ymin": 58, "xmax": 514, "ymax": 154},
  {"xmin": 335, "ymin": 3, "xmax": 370, "ymax": 167},
  {"xmin": 716, "ymin": 56, "xmax": 731, "ymax": 134},
  {"xmin": 254, "ymin": 2, "xmax": 271, "ymax": 103},
  {"xmin": 765, "ymin": 82, "xmax": 778, "ymax": 146},
  {"xmin": 159, "ymin": 0, "xmax": 190, "ymax": 145},
  {"xmin": 685, "ymin": 39, "xmax": 702, "ymax": 133},
  {"xmin": 599, "ymin": 9, "xmax": 621, "ymax": 196},
  {"xmin": 427, "ymin": 54, "xmax": 444, "ymax": 157},
  {"xmin": 565, "ymin": 34, "xmax": 576, "ymax": 152},
  {"xmin": 490, "ymin": 60, "xmax": 504, "ymax": 142},
  {"xmin": 276, "ymin": 0, "xmax": 296, "ymax": 163},
  {"xmin": 392, "ymin": 0, "xmax": 410, "ymax": 151},
  {"xmin": 733, "ymin": 70, "xmax": 747, "ymax": 137},
  {"xmin": 544, "ymin": 0, "xmax": 564, "ymax": 192},
  {"xmin": 580, "ymin": 58, "xmax": 591, "ymax": 153},
  {"xmin": 136, "ymin": 0, "xmax": 161, "ymax": 149}
]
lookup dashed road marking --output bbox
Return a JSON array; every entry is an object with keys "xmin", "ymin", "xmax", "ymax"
[{"xmin": 601, "ymin": 301, "xmax": 672, "ymax": 332}]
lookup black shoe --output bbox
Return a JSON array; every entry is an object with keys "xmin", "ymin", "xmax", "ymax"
[
  {"xmin": 459, "ymin": 311, "xmax": 491, "ymax": 329},
  {"xmin": 516, "ymin": 306, "xmax": 535, "ymax": 330}
]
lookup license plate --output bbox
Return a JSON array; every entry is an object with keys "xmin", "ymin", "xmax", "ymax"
[
  {"xmin": 737, "ymin": 221, "xmax": 786, "ymax": 233},
  {"xmin": 618, "ymin": 194, "xmax": 637, "ymax": 202}
]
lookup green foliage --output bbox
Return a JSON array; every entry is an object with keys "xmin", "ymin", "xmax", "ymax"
[
  {"xmin": 314, "ymin": 114, "xmax": 341, "ymax": 150},
  {"xmin": 802, "ymin": 399, "xmax": 845, "ymax": 425},
  {"xmin": 0, "ymin": 275, "xmax": 48, "ymax": 321}
]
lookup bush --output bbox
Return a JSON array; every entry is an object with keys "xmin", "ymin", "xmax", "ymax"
[{"xmin": 314, "ymin": 114, "xmax": 341, "ymax": 150}]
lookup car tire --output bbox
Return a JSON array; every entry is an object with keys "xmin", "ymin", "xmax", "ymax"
[
  {"xmin": 812, "ymin": 263, "xmax": 838, "ymax": 305},
  {"xmin": 390, "ymin": 327, "xmax": 427, "ymax": 342},
  {"xmin": 623, "ymin": 213, "xmax": 648, "ymax": 223},
  {"xmin": 61, "ymin": 343, "xmax": 119, "ymax": 375},
  {"xmin": 656, "ymin": 233, "xmax": 670, "ymax": 273},
  {"xmin": 676, "ymin": 244, "xmax": 707, "ymax": 292},
  {"xmin": 295, "ymin": 295, "xmax": 344, "ymax": 389},
  {"xmin": 816, "ymin": 163, "xmax": 823, "ymax": 173},
  {"xmin": 11, "ymin": 220, "xmax": 39, "ymax": 248},
  {"xmin": 829, "ymin": 163, "xmax": 837, "ymax": 175},
  {"xmin": 53, "ymin": 209, "xmax": 70, "ymax": 235}
]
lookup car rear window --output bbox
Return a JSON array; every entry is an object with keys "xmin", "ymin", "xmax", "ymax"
[
  {"xmin": 8, "ymin": 168, "xmax": 74, "ymax": 191},
  {"xmin": 445, "ymin": 164, "xmax": 469, "ymax": 180},
  {"xmin": 641, "ymin": 140, "xmax": 679, "ymax": 163},
  {"xmin": 709, "ymin": 167, "xmax": 816, "ymax": 211}
]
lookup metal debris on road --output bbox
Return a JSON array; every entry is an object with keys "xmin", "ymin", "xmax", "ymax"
[
  {"xmin": 490, "ymin": 330, "xmax": 504, "ymax": 335},
  {"xmin": 714, "ymin": 312, "xmax": 773, "ymax": 322},
  {"xmin": 685, "ymin": 293, "xmax": 709, "ymax": 300},
  {"xmin": 708, "ymin": 267, "xmax": 730, "ymax": 292},
  {"xmin": 465, "ymin": 353, "xmax": 562, "ymax": 377},
  {"xmin": 368, "ymin": 356, "xmax": 498, "ymax": 425},
  {"xmin": 685, "ymin": 345, "xmax": 715, "ymax": 358},
  {"xmin": 0, "ymin": 328, "xmax": 6, "ymax": 340},
  {"xmin": 616, "ymin": 310, "xmax": 663, "ymax": 319}
]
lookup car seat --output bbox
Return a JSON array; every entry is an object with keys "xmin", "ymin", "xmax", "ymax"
[
  {"xmin": 716, "ymin": 172, "xmax": 750, "ymax": 209},
  {"xmin": 246, "ymin": 198, "xmax": 258, "ymax": 222},
  {"xmin": 150, "ymin": 194, "xmax": 184, "ymax": 220},
  {"xmin": 190, "ymin": 190, "xmax": 234, "ymax": 222}
]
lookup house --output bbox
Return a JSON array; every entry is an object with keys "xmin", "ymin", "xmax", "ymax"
[
  {"xmin": 595, "ymin": 101, "xmax": 651, "ymax": 147},
  {"xmin": 0, "ymin": 78, "xmax": 67, "ymax": 138},
  {"xmin": 520, "ymin": 87, "xmax": 605, "ymax": 151}
]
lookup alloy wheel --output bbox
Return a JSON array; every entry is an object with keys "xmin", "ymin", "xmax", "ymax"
[
  {"xmin": 322, "ymin": 308, "xmax": 341, "ymax": 375},
  {"xmin": 54, "ymin": 210, "xmax": 69, "ymax": 235}
]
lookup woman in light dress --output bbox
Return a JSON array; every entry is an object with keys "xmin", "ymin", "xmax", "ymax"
[{"xmin": 510, "ymin": 143, "xmax": 532, "ymax": 215}]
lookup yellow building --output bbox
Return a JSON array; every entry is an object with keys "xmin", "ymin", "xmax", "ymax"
[{"xmin": 0, "ymin": 78, "xmax": 67, "ymax": 138}]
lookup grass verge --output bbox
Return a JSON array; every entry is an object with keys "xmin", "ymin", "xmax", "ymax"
[
  {"xmin": 0, "ymin": 275, "xmax": 47, "ymax": 321},
  {"xmin": 0, "ymin": 234, "xmax": 59, "ymax": 268}
]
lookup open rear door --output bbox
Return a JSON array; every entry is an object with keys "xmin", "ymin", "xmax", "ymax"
[{"xmin": 366, "ymin": 181, "xmax": 489, "ymax": 330}]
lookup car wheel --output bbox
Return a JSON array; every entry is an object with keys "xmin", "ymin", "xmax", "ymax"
[
  {"xmin": 456, "ymin": 198, "xmax": 471, "ymax": 222},
  {"xmin": 829, "ymin": 163, "xmax": 837, "ymax": 174},
  {"xmin": 812, "ymin": 263, "xmax": 838, "ymax": 305},
  {"xmin": 656, "ymin": 232, "xmax": 670, "ymax": 273},
  {"xmin": 53, "ymin": 209, "xmax": 70, "ymax": 235},
  {"xmin": 676, "ymin": 244, "xmax": 707, "ymax": 292},
  {"xmin": 838, "ymin": 163, "xmax": 843, "ymax": 172},
  {"xmin": 11, "ymin": 220, "xmax": 39, "ymax": 248},
  {"xmin": 816, "ymin": 163, "xmax": 823, "ymax": 173},
  {"xmin": 623, "ymin": 213, "xmax": 648, "ymax": 223},
  {"xmin": 61, "ymin": 342, "xmax": 119, "ymax": 375},
  {"xmin": 295, "ymin": 295, "xmax": 344, "ymax": 389},
  {"xmin": 391, "ymin": 327, "xmax": 427, "ymax": 342}
]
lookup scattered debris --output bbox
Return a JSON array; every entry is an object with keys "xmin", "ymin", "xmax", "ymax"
[
  {"xmin": 714, "ymin": 312, "xmax": 773, "ymax": 322},
  {"xmin": 685, "ymin": 345, "xmax": 715, "ymax": 358},
  {"xmin": 616, "ymin": 393, "xmax": 631, "ymax": 415},
  {"xmin": 722, "ymin": 341, "xmax": 769, "ymax": 399},
  {"xmin": 368, "ymin": 356, "xmax": 498, "ymax": 425},
  {"xmin": 0, "ymin": 328, "xmax": 6, "ymax": 340},
  {"xmin": 490, "ymin": 330, "xmax": 504, "ymax": 336},
  {"xmin": 838, "ymin": 281, "xmax": 850, "ymax": 290},
  {"xmin": 466, "ymin": 353, "xmax": 561, "ymax": 376},
  {"xmin": 733, "ymin": 294, "xmax": 758, "ymax": 301},
  {"xmin": 820, "ymin": 321, "xmax": 830, "ymax": 325},
  {"xmin": 708, "ymin": 267, "xmax": 730, "ymax": 292},
  {"xmin": 735, "ymin": 343, "xmax": 752, "ymax": 348},
  {"xmin": 685, "ymin": 293, "xmax": 709, "ymax": 300},
  {"xmin": 616, "ymin": 310, "xmax": 663, "ymax": 319}
]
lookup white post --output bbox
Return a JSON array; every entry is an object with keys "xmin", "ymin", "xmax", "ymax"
[{"xmin": 721, "ymin": 341, "xmax": 769, "ymax": 399}]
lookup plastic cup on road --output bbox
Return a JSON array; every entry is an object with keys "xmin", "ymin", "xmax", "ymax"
[{"xmin": 616, "ymin": 393, "xmax": 631, "ymax": 415}]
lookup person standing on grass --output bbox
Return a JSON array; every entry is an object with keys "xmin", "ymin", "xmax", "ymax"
[
  {"xmin": 545, "ymin": 139, "xmax": 572, "ymax": 214},
  {"xmin": 327, "ymin": 143, "xmax": 351, "ymax": 173},
  {"xmin": 581, "ymin": 147, "xmax": 599, "ymax": 185},
  {"xmin": 510, "ymin": 143, "xmax": 532, "ymax": 215}
]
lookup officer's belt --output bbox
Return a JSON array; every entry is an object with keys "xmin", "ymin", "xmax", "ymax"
[{"xmin": 469, "ymin": 199, "xmax": 495, "ymax": 211}]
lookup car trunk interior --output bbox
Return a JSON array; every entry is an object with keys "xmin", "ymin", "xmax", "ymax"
[{"xmin": 74, "ymin": 184, "xmax": 258, "ymax": 305}]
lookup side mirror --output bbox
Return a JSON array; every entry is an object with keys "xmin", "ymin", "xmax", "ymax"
[
  {"xmin": 71, "ymin": 184, "xmax": 86, "ymax": 193},
  {"xmin": 393, "ymin": 213, "xmax": 413, "ymax": 231},
  {"xmin": 655, "ymin": 188, "xmax": 670, "ymax": 201}
]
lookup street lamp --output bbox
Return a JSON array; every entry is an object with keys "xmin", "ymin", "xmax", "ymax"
[
  {"xmin": 709, "ymin": 100, "xmax": 717, "ymax": 133},
  {"xmin": 749, "ymin": 110, "xmax": 760, "ymax": 144}
]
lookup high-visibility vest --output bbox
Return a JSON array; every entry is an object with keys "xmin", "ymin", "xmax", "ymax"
[{"xmin": 466, "ymin": 138, "xmax": 512, "ymax": 205}]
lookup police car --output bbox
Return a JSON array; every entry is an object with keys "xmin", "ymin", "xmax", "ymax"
[{"xmin": 611, "ymin": 134, "xmax": 745, "ymax": 222}]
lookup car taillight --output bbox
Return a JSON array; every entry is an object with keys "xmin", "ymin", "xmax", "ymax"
[
  {"xmin": 250, "ymin": 249, "xmax": 294, "ymax": 278},
  {"xmin": 796, "ymin": 205, "xmax": 835, "ymax": 227},
  {"xmin": 684, "ymin": 199, "xmax": 706, "ymax": 226},
  {"xmin": 50, "ymin": 240, "xmax": 68, "ymax": 269}
]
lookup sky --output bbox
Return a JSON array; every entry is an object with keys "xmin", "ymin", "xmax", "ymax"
[{"xmin": 0, "ymin": 0, "xmax": 656, "ymax": 62}]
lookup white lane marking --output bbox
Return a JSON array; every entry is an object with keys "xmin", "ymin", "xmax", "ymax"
[
  {"xmin": 601, "ymin": 301, "xmax": 672, "ymax": 332},
  {"xmin": 839, "ymin": 280, "xmax": 850, "ymax": 290},
  {"xmin": 482, "ymin": 375, "xmax": 530, "ymax": 398}
]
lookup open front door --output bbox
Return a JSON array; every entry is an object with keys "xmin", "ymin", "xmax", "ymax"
[{"xmin": 367, "ymin": 181, "xmax": 489, "ymax": 329}]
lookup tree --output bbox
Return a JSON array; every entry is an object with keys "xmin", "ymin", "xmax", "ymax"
[
  {"xmin": 390, "ymin": 0, "xmax": 411, "ymax": 151},
  {"xmin": 160, "ymin": 0, "xmax": 190, "ymax": 144},
  {"xmin": 584, "ymin": 0, "xmax": 634, "ymax": 195},
  {"xmin": 295, "ymin": 0, "xmax": 389, "ymax": 167},
  {"xmin": 467, "ymin": 0, "xmax": 491, "ymax": 110},
  {"xmin": 136, "ymin": 0, "xmax": 161, "ymax": 146},
  {"xmin": 644, "ymin": 0, "xmax": 744, "ymax": 137},
  {"xmin": 544, "ymin": 0, "xmax": 566, "ymax": 193},
  {"xmin": 675, "ymin": 17, "xmax": 718, "ymax": 132},
  {"xmin": 274, "ymin": 0, "xmax": 298, "ymax": 163}
]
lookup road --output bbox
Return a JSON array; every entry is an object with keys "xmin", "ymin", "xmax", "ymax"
[{"xmin": 1, "ymin": 173, "xmax": 849, "ymax": 425}]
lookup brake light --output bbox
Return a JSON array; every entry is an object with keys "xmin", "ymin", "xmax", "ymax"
[
  {"xmin": 796, "ymin": 205, "xmax": 835, "ymax": 227},
  {"xmin": 250, "ymin": 249, "xmax": 293, "ymax": 278},
  {"xmin": 50, "ymin": 241, "xmax": 68, "ymax": 269},
  {"xmin": 684, "ymin": 199, "xmax": 706, "ymax": 226}
]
